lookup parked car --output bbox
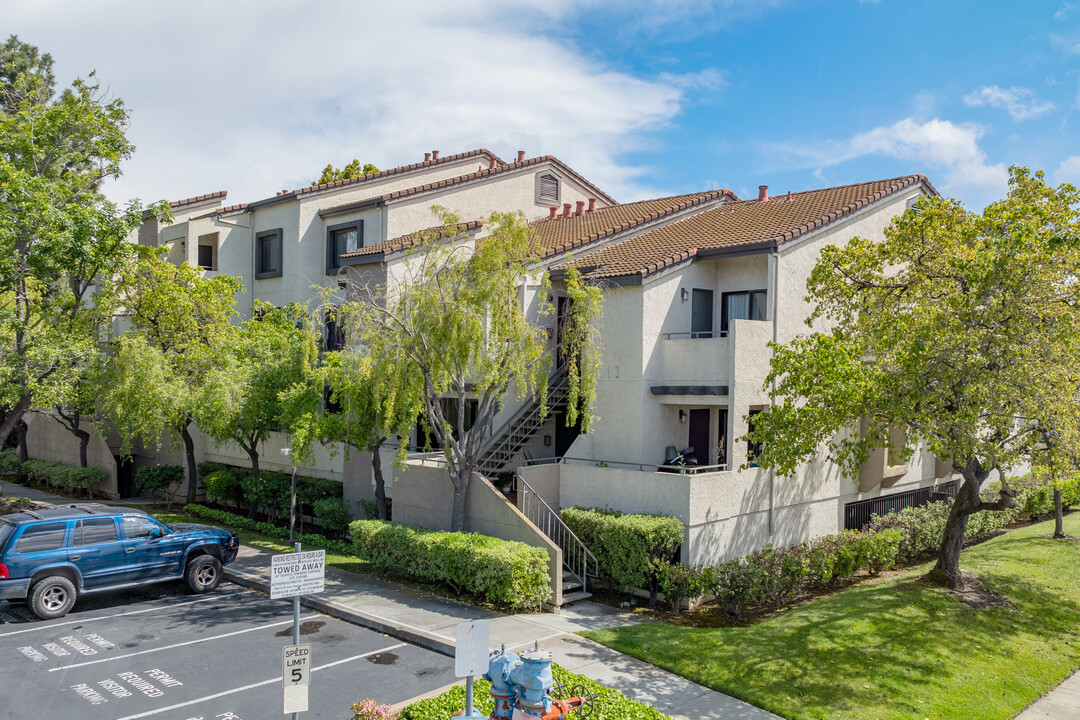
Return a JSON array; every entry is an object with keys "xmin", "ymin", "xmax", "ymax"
[{"xmin": 0, "ymin": 504, "xmax": 239, "ymax": 619}]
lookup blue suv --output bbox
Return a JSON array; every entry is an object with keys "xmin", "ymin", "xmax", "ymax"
[{"xmin": 0, "ymin": 505, "xmax": 239, "ymax": 619}]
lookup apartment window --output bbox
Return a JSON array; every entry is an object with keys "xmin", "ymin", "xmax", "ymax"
[
  {"xmin": 536, "ymin": 172, "xmax": 560, "ymax": 204},
  {"xmin": 255, "ymin": 228, "xmax": 283, "ymax": 279},
  {"xmin": 324, "ymin": 308, "xmax": 345, "ymax": 352},
  {"xmin": 721, "ymin": 290, "xmax": 767, "ymax": 333},
  {"xmin": 197, "ymin": 232, "xmax": 218, "ymax": 270},
  {"xmin": 416, "ymin": 398, "xmax": 478, "ymax": 449},
  {"xmin": 326, "ymin": 220, "xmax": 364, "ymax": 275}
]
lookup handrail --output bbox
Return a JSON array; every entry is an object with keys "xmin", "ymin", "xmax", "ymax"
[
  {"xmin": 517, "ymin": 473, "xmax": 598, "ymax": 596},
  {"xmin": 479, "ymin": 364, "xmax": 571, "ymax": 468},
  {"xmin": 524, "ymin": 456, "xmax": 730, "ymax": 475}
]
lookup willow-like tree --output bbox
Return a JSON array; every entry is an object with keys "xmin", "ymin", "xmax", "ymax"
[
  {"xmin": 350, "ymin": 209, "xmax": 602, "ymax": 531},
  {"xmin": 312, "ymin": 159, "xmax": 379, "ymax": 186},
  {"xmin": 746, "ymin": 167, "xmax": 1080, "ymax": 589},
  {"xmin": 96, "ymin": 253, "xmax": 242, "ymax": 504},
  {"xmin": 284, "ymin": 301, "xmax": 424, "ymax": 521},
  {"xmin": 0, "ymin": 37, "xmax": 169, "ymax": 449},
  {"xmin": 201, "ymin": 303, "xmax": 319, "ymax": 489}
]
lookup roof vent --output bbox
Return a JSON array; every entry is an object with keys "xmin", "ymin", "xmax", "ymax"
[
  {"xmin": 424, "ymin": 152, "xmax": 431, "ymax": 162},
  {"xmin": 517, "ymin": 150, "xmax": 526, "ymax": 162},
  {"xmin": 588, "ymin": 198, "xmax": 597, "ymax": 213},
  {"xmin": 432, "ymin": 150, "xmax": 440, "ymax": 160},
  {"xmin": 575, "ymin": 201, "xmax": 585, "ymax": 216},
  {"xmin": 562, "ymin": 203, "xmax": 572, "ymax": 218},
  {"xmin": 758, "ymin": 185, "xmax": 769, "ymax": 202},
  {"xmin": 549, "ymin": 207, "xmax": 558, "ymax": 220},
  {"xmin": 489, "ymin": 157, "xmax": 498, "ymax": 170}
]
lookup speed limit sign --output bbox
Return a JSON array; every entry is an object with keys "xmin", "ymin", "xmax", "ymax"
[{"xmin": 283, "ymin": 644, "xmax": 311, "ymax": 686}]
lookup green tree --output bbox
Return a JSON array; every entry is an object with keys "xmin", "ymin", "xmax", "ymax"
[
  {"xmin": 0, "ymin": 40, "xmax": 169, "ymax": 449},
  {"xmin": 312, "ymin": 159, "xmax": 379, "ymax": 186},
  {"xmin": 96, "ymin": 253, "xmax": 242, "ymax": 503},
  {"xmin": 201, "ymin": 303, "xmax": 318, "ymax": 491},
  {"xmin": 746, "ymin": 167, "xmax": 1080, "ymax": 589},
  {"xmin": 285, "ymin": 301, "xmax": 424, "ymax": 520},
  {"xmin": 351, "ymin": 209, "xmax": 602, "ymax": 531}
]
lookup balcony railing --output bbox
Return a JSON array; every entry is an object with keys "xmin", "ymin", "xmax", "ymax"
[
  {"xmin": 524, "ymin": 456, "xmax": 729, "ymax": 475},
  {"xmin": 662, "ymin": 330, "xmax": 728, "ymax": 340}
]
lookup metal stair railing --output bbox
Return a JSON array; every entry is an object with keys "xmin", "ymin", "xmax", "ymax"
[
  {"xmin": 478, "ymin": 365, "xmax": 571, "ymax": 474},
  {"xmin": 517, "ymin": 472, "xmax": 597, "ymax": 595}
]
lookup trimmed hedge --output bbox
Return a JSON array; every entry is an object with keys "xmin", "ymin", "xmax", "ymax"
[
  {"xmin": 182, "ymin": 504, "xmax": 356, "ymax": 555},
  {"xmin": 314, "ymin": 497, "xmax": 352, "ymax": 533},
  {"xmin": 0, "ymin": 449, "xmax": 21, "ymax": 474},
  {"xmin": 398, "ymin": 662, "xmax": 671, "ymax": 720},
  {"xmin": 350, "ymin": 519, "xmax": 551, "ymax": 610},
  {"xmin": 204, "ymin": 469, "xmax": 244, "ymax": 506},
  {"xmin": 22, "ymin": 459, "xmax": 104, "ymax": 497},
  {"xmin": 135, "ymin": 465, "xmax": 184, "ymax": 495},
  {"xmin": 560, "ymin": 507, "xmax": 683, "ymax": 592},
  {"xmin": 198, "ymin": 462, "xmax": 343, "ymax": 521}
]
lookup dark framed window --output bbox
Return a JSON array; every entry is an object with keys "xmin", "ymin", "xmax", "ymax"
[
  {"xmin": 326, "ymin": 220, "xmax": 364, "ymax": 275},
  {"xmin": 255, "ymin": 228, "xmax": 283, "ymax": 279},
  {"xmin": 720, "ymin": 289, "xmax": 767, "ymax": 333},
  {"xmin": 197, "ymin": 244, "xmax": 215, "ymax": 270},
  {"xmin": 74, "ymin": 517, "xmax": 118, "ymax": 546},
  {"xmin": 323, "ymin": 383, "xmax": 342, "ymax": 414},
  {"xmin": 416, "ymin": 398, "xmax": 478, "ymax": 450},
  {"xmin": 324, "ymin": 308, "xmax": 345, "ymax": 352},
  {"xmin": 16, "ymin": 522, "xmax": 68, "ymax": 553}
]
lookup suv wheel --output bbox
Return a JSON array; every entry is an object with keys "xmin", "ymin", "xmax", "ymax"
[
  {"xmin": 29, "ymin": 576, "xmax": 77, "ymax": 620},
  {"xmin": 185, "ymin": 555, "xmax": 222, "ymax": 593}
]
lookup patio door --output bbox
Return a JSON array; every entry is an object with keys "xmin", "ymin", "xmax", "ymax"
[
  {"xmin": 687, "ymin": 409, "xmax": 710, "ymax": 465},
  {"xmin": 691, "ymin": 289, "xmax": 713, "ymax": 338}
]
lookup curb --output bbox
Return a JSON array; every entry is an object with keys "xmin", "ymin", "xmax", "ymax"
[{"xmin": 224, "ymin": 567, "xmax": 456, "ymax": 658}]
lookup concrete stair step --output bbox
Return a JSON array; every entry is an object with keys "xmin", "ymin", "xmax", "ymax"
[{"xmin": 560, "ymin": 590, "xmax": 592, "ymax": 606}]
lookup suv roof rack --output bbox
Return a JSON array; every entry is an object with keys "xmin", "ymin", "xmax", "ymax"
[
  {"xmin": 17, "ymin": 510, "xmax": 42, "ymax": 520},
  {"xmin": 69, "ymin": 504, "xmax": 96, "ymax": 514}
]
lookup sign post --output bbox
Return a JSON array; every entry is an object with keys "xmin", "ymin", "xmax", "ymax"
[
  {"xmin": 272, "ymin": 545, "xmax": 324, "ymax": 718},
  {"xmin": 455, "ymin": 620, "xmax": 491, "ymax": 720}
]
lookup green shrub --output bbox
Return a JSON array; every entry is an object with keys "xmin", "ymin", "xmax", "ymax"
[
  {"xmin": 181, "ymin": 504, "xmax": 356, "ymax": 555},
  {"xmin": 21, "ymin": 459, "xmax": 104, "ymax": 497},
  {"xmin": 747, "ymin": 544, "xmax": 806, "ymax": 606},
  {"xmin": 296, "ymin": 475, "xmax": 344, "ymax": 509},
  {"xmin": 867, "ymin": 500, "xmax": 952, "ymax": 564},
  {"xmin": 361, "ymin": 498, "xmax": 392, "ymax": 520},
  {"xmin": 560, "ymin": 507, "xmax": 683, "ymax": 593},
  {"xmin": 0, "ymin": 449, "xmax": 21, "ymax": 474},
  {"xmin": 865, "ymin": 529, "xmax": 903, "ymax": 576},
  {"xmin": 398, "ymin": 662, "xmax": 671, "ymax": 720},
  {"xmin": 197, "ymin": 461, "xmax": 228, "ymax": 479},
  {"xmin": 654, "ymin": 562, "xmax": 710, "ymax": 613},
  {"xmin": 314, "ymin": 497, "xmax": 352, "ymax": 533},
  {"xmin": 203, "ymin": 469, "xmax": 243, "ymax": 506},
  {"xmin": 706, "ymin": 558, "xmax": 765, "ymax": 618},
  {"xmin": 135, "ymin": 465, "xmax": 184, "ymax": 508},
  {"xmin": 239, "ymin": 470, "xmax": 291, "ymax": 519},
  {"xmin": 350, "ymin": 519, "xmax": 551, "ymax": 610}
]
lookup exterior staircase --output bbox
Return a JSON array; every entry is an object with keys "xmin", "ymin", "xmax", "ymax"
[
  {"xmin": 518, "ymin": 472, "xmax": 597, "ymax": 607},
  {"xmin": 477, "ymin": 365, "xmax": 572, "ymax": 476}
]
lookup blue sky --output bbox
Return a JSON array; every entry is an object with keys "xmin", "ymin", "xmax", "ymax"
[{"xmin": 7, "ymin": 0, "xmax": 1079, "ymax": 210}]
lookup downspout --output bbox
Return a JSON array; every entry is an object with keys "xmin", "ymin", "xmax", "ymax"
[{"xmin": 768, "ymin": 249, "xmax": 780, "ymax": 536}]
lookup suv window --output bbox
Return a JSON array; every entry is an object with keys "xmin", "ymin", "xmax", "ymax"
[
  {"xmin": 16, "ymin": 522, "xmax": 68, "ymax": 553},
  {"xmin": 74, "ymin": 517, "xmax": 118, "ymax": 546},
  {"xmin": 122, "ymin": 516, "xmax": 161, "ymax": 539},
  {"xmin": 0, "ymin": 522, "xmax": 13, "ymax": 552}
]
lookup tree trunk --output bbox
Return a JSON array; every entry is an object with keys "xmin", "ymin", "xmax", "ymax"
[
  {"xmin": 181, "ymin": 421, "xmax": 198, "ymax": 506},
  {"xmin": 924, "ymin": 463, "xmax": 983, "ymax": 590},
  {"xmin": 0, "ymin": 397, "xmax": 29, "ymax": 451},
  {"xmin": 76, "ymin": 430, "xmax": 90, "ymax": 468},
  {"xmin": 370, "ymin": 444, "xmax": 389, "ymax": 521},
  {"xmin": 450, "ymin": 466, "xmax": 470, "ymax": 532},
  {"xmin": 1054, "ymin": 489, "xmax": 1065, "ymax": 539},
  {"xmin": 17, "ymin": 419, "xmax": 28, "ymax": 464},
  {"xmin": 245, "ymin": 445, "xmax": 260, "ymax": 518}
]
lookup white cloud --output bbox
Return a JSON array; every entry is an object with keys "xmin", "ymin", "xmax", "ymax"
[
  {"xmin": 1055, "ymin": 2, "xmax": 1077, "ymax": 20},
  {"xmin": 768, "ymin": 117, "xmax": 1009, "ymax": 196},
  {"xmin": 1055, "ymin": 156, "xmax": 1080, "ymax": 185},
  {"xmin": 963, "ymin": 85, "xmax": 1056, "ymax": 120},
  {"xmin": 5, "ymin": 0, "xmax": 726, "ymax": 204}
]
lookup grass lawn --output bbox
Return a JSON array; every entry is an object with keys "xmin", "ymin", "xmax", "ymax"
[
  {"xmin": 151, "ymin": 510, "xmax": 373, "ymax": 576},
  {"xmin": 582, "ymin": 514, "xmax": 1080, "ymax": 720}
]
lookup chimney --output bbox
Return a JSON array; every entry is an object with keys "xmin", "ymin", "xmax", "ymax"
[
  {"xmin": 549, "ymin": 206, "xmax": 558, "ymax": 220},
  {"xmin": 424, "ymin": 152, "xmax": 431, "ymax": 162},
  {"xmin": 489, "ymin": 157, "xmax": 498, "ymax": 170},
  {"xmin": 562, "ymin": 203, "xmax": 572, "ymax": 218},
  {"xmin": 575, "ymin": 201, "xmax": 585, "ymax": 216},
  {"xmin": 787, "ymin": 190, "xmax": 792, "ymax": 201},
  {"xmin": 432, "ymin": 150, "xmax": 440, "ymax": 160},
  {"xmin": 587, "ymin": 198, "xmax": 597, "ymax": 213},
  {"xmin": 516, "ymin": 150, "xmax": 526, "ymax": 162},
  {"xmin": 758, "ymin": 185, "xmax": 769, "ymax": 202}
]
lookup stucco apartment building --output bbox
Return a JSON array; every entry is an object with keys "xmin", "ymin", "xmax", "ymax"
[{"xmin": 26, "ymin": 147, "xmax": 956, "ymax": 584}]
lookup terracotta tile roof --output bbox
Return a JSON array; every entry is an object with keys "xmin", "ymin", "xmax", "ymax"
[
  {"xmin": 340, "ymin": 220, "xmax": 484, "ymax": 259},
  {"xmin": 295, "ymin": 149, "xmax": 501, "ymax": 197},
  {"xmin": 560, "ymin": 175, "xmax": 933, "ymax": 279},
  {"xmin": 528, "ymin": 190, "xmax": 735, "ymax": 257},
  {"xmin": 319, "ymin": 155, "xmax": 617, "ymax": 218},
  {"xmin": 190, "ymin": 202, "xmax": 249, "ymax": 221},
  {"xmin": 169, "ymin": 190, "xmax": 227, "ymax": 209}
]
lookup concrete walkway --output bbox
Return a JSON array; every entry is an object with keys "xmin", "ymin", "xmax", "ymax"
[{"xmin": 1015, "ymin": 672, "xmax": 1080, "ymax": 719}]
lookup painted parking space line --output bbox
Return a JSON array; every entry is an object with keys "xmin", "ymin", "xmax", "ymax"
[
  {"xmin": 111, "ymin": 642, "xmax": 407, "ymax": 720},
  {"xmin": 47, "ymin": 613, "xmax": 321, "ymax": 672},
  {"xmin": 0, "ymin": 591, "xmax": 249, "ymax": 638}
]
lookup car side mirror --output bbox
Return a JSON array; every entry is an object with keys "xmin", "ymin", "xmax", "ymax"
[{"xmin": 148, "ymin": 527, "xmax": 163, "ymax": 539}]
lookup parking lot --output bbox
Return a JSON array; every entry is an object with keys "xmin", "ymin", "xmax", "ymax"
[{"xmin": 0, "ymin": 581, "xmax": 459, "ymax": 720}]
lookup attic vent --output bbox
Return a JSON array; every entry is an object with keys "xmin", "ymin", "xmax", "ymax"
[
  {"xmin": 537, "ymin": 173, "xmax": 560, "ymax": 204},
  {"xmin": 906, "ymin": 197, "xmax": 923, "ymax": 217}
]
